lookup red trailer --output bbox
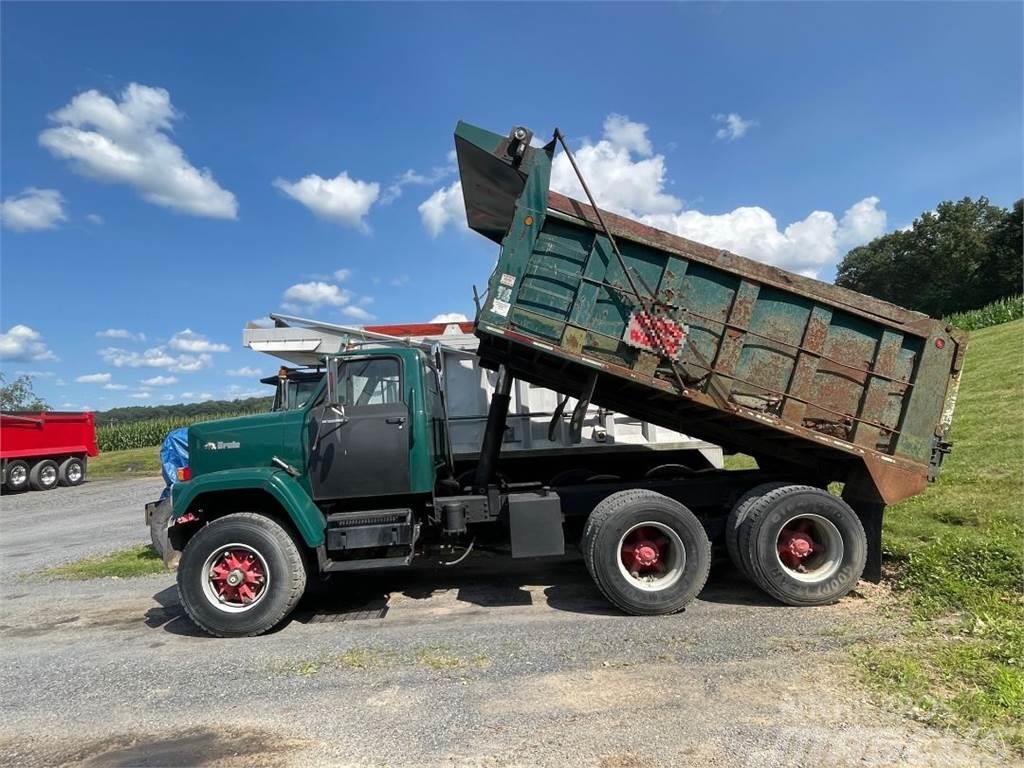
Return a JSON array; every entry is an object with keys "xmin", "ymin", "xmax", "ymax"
[{"xmin": 0, "ymin": 412, "xmax": 99, "ymax": 493}]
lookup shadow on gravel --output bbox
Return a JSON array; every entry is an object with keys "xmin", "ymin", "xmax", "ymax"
[
  {"xmin": 149, "ymin": 555, "xmax": 781, "ymax": 637},
  {"xmin": 144, "ymin": 585, "xmax": 208, "ymax": 637}
]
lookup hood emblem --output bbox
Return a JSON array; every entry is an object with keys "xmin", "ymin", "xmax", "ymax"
[{"xmin": 204, "ymin": 441, "xmax": 240, "ymax": 450}]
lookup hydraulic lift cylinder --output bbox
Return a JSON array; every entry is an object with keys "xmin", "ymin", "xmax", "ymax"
[{"xmin": 473, "ymin": 364, "xmax": 512, "ymax": 493}]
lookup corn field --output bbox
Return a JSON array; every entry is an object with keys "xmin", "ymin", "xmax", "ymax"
[
  {"xmin": 944, "ymin": 295, "xmax": 1023, "ymax": 331},
  {"xmin": 97, "ymin": 412, "xmax": 262, "ymax": 452}
]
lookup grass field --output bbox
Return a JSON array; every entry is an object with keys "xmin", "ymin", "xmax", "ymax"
[
  {"xmin": 89, "ymin": 446, "xmax": 162, "ymax": 479},
  {"xmin": 858, "ymin": 319, "xmax": 1023, "ymax": 750},
  {"xmin": 40, "ymin": 545, "xmax": 166, "ymax": 580}
]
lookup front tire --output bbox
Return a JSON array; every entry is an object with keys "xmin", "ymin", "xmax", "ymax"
[
  {"xmin": 582, "ymin": 489, "xmax": 711, "ymax": 615},
  {"xmin": 178, "ymin": 513, "xmax": 307, "ymax": 637},
  {"xmin": 29, "ymin": 460, "xmax": 59, "ymax": 491}
]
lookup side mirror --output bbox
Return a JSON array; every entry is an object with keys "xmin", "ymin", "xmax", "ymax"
[{"xmin": 325, "ymin": 358, "xmax": 342, "ymax": 409}]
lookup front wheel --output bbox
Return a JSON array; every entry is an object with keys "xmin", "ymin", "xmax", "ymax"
[
  {"xmin": 177, "ymin": 513, "xmax": 307, "ymax": 637},
  {"xmin": 582, "ymin": 489, "xmax": 711, "ymax": 615}
]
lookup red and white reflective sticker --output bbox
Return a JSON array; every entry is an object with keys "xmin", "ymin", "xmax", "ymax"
[{"xmin": 623, "ymin": 311, "xmax": 688, "ymax": 359}]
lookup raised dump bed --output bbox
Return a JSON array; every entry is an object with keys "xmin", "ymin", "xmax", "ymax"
[{"xmin": 456, "ymin": 122, "xmax": 966, "ymax": 507}]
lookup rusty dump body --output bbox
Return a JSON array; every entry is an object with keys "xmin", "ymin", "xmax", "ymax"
[{"xmin": 455, "ymin": 122, "xmax": 966, "ymax": 506}]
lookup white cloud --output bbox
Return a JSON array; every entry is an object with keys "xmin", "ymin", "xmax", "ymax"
[
  {"xmin": 389, "ymin": 274, "xmax": 410, "ymax": 287},
  {"xmin": 103, "ymin": 383, "xmax": 128, "ymax": 391},
  {"xmin": 642, "ymin": 197, "xmax": 887, "ymax": 277},
  {"xmin": 180, "ymin": 391, "xmax": 214, "ymax": 401},
  {"xmin": 129, "ymin": 391, "xmax": 152, "ymax": 400},
  {"xmin": 835, "ymin": 196, "xmax": 886, "ymax": 251},
  {"xmin": 0, "ymin": 325, "xmax": 57, "ymax": 362},
  {"xmin": 602, "ymin": 113, "xmax": 653, "ymax": 156},
  {"xmin": 418, "ymin": 181, "xmax": 467, "ymax": 237},
  {"xmin": 0, "ymin": 188, "xmax": 67, "ymax": 231},
  {"xmin": 168, "ymin": 329, "xmax": 228, "ymax": 353},
  {"xmin": 99, "ymin": 346, "xmax": 212, "ymax": 373},
  {"xmin": 96, "ymin": 328, "xmax": 145, "ymax": 342},
  {"xmin": 247, "ymin": 317, "xmax": 275, "ymax": 329},
  {"xmin": 39, "ymin": 83, "xmax": 237, "ymax": 219},
  {"xmin": 141, "ymin": 375, "xmax": 177, "ymax": 386},
  {"xmin": 226, "ymin": 366, "xmax": 262, "ymax": 377},
  {"xmin": 381, "ymin": 161, "xmax": 456, "ymax": 204},
  {"xmin": 341, "ymin": 305, "xmax": 375, "ymax": 322},
  {"xmin": 86, "ymin": 213, "xmax": 104, "ymax": 225},
  {"xmin": 273, "ymin": 172, "xmax": 379, "ymax": 230},
  {"xmin": 423, "ymin": 113, "xmax": 885, "ymax": 278},
  {"xmin": 430, "ymin": 312, "xmax": 469, "ymax": 323},
  {"xmin": 333, "ymin": 268, "xmax": 352, "ymax": 283},
  {"xmin": 549, "ymin": 116, "xmax": 681, "ymax": 219},
  {"xmin": 15, "ymin": 370, "xmax": 55, "ymax": 378},
  {"xmin": 282, "ymin": 281, "xmax": 352, "ymax": 309},
  {"xmin": 713, "ymin": 113, "xmax": 757, "ymax": 142},
  {"xmin": 75, "ymin": 372, "xmax": 111, "ymax": 384}
]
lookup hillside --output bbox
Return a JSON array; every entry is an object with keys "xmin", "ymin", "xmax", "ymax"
[{"xmin": 861, "ymin": 319, "xmax": 1024, "ymax": 749}]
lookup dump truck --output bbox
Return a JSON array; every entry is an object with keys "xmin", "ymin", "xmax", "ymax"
[
  {"xmin": 242, "ymin": 316, "xmax": 724, "ymax": 482},
  {"xmin": 150, "ymin": 122, "xmax": 964, "ymax": 638},
  {"xmin": 1, "ymin": 411, "xmax": 98, "ymax": 492}
]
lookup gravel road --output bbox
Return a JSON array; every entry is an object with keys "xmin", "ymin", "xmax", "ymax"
[{"xmin": 0, "ymin": 480, "xmax": 1013, "ymax": 768}]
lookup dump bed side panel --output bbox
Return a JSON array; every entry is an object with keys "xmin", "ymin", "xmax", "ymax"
[{"xmin": 457, "ymin": 122, "xmax": 966, "ymax": 504}]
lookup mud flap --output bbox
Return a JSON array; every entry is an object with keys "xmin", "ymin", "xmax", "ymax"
[{"xmin": 145, "ymin": 498, "xmax": 179, "ymax": 569}]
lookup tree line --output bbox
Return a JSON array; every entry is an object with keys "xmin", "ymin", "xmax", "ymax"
[{"xmin": 836, "ymin": 197, "xmax": 1022, "ymax": 317}]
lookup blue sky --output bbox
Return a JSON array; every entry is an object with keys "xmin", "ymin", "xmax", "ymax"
[{"xmin": 2, "ymin": 2, "xmax": 1021, "ymax": 411}]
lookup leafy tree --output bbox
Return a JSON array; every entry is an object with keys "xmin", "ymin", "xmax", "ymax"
[
  {"xmin": 0, "ymin": 373, "xmax": 49, "ymax": 411},
  {"xmin": 836, "ymin": 197, "xmax": 1023, "ymax": 316}
]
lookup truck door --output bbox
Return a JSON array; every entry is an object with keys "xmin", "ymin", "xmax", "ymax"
[{"xmin": 309, "ymin": 356, "xmax": 410, "ymax": 500}]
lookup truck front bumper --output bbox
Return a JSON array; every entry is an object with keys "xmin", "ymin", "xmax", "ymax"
[{"xmin": 144, "ymin": 498, "xmax": 179, "ymax": 568}]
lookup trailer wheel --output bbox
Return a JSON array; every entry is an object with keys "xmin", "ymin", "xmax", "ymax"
[
  {"xmin": 3, "ymin": 460, "xmax": 30, "ymax": 492},
  {"xmin": 29, "ymin": 460, "xmax": 59, "ymax": 491},
  {"xmin": 58, "ymin": 456, "xmax": 86, "ymax": 487},
  {"xmin": 582, "ymin": 489, "xmax": 711, "ymax": 615},
  {"xmin": 177, "ymin": 513, "xmax": 307, "ymax": 638},
  {"xmin": 739, "ymin": 485, "xmax": 866, "ymax": 606},
  {"xmin": 725, "ymin": 482, "xmax": 788, "ymax": 579}
]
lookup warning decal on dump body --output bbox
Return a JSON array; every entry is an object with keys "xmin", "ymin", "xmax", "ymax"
[
  {"xmin": 490, "ymin": 299, "xmax": 510, "ymax": 317},
  {"xmin": 499, "ymin": 273, "xmax": 516, "ymax": 287},
  {"xmin": 623, "ymin": 310, "xmax": 688, "ymax": 359}
]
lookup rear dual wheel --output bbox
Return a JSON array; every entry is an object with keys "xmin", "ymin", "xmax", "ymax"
[
  {"xmin": 726, "ymin": 484, "xmax": 866, "ymax": 606},
  {"xmin": 29, "ymin": 460, "xmax": 59, "ymax": 491},
  {"xmin": 583, "ymin": 489, "xmax": 711, "ymax": 615}
]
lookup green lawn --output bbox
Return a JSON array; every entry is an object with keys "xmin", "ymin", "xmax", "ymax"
[
  {"xmin": 858, "ymin": 319, "xmax": 1024, "ymax": 750},
  {"xmin": 39, "ymin": 545, "xmax": 167, "ymax": 580},
  {"xmin": 88, "ymin": 445, "xmax": 162, "ymax": 479}
]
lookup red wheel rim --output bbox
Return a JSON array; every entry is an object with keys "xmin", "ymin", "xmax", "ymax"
[
  {"xmin": 773, "ymin": 514, "xmax": 844, "ymax": 582},
  {"xmin": 621, "ymin": 525, "xmax": 669, "ymax": 577},
  {"xmin": 206, "ymin": 546, "xmax": 267, "ymax": 608}
]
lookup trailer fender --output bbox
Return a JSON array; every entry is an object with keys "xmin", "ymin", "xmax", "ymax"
[{"xmin": 171, "ymin": 468, "xmax": 326, "ymax": 548}]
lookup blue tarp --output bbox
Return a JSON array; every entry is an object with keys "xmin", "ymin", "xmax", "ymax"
[{"xmin": 159, "ymin": 427, "xmax": 189, "ymax": 500}]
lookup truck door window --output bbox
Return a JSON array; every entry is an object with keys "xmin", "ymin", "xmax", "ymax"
[{"xmin": 341, "ymin": 358, "xmax": 401, "ymax": 406}]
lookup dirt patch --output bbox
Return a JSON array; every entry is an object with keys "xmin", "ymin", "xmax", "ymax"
[{"xmin": 0, "ymin": 726, "xmax": 308, "ymax": 768}]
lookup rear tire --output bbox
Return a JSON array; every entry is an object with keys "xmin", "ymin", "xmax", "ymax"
[
  {"xmin": 178, "ymin": 513, "xmax": 307, "ymax": 637},
  {"xmin": 3, "ymin": 460, "xmax": 30, "ymax": 493},
  {"xmin": 58, "ymin": 456, "xmax": 86, "ymax": 487},
  {"xmin": 739, "ymin": 485, "xmax": 866, "ymax": 606},
  {"xmin": 582, "ymin": 489, "xmax": 711, "ymax": 615},
  {"xmin": 29, "ymin": 460, "xmax": 59, "ymax": 491},
  {"xmin": 725, "ymin": 482, "xmax": 788, "ymax": 578}
]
